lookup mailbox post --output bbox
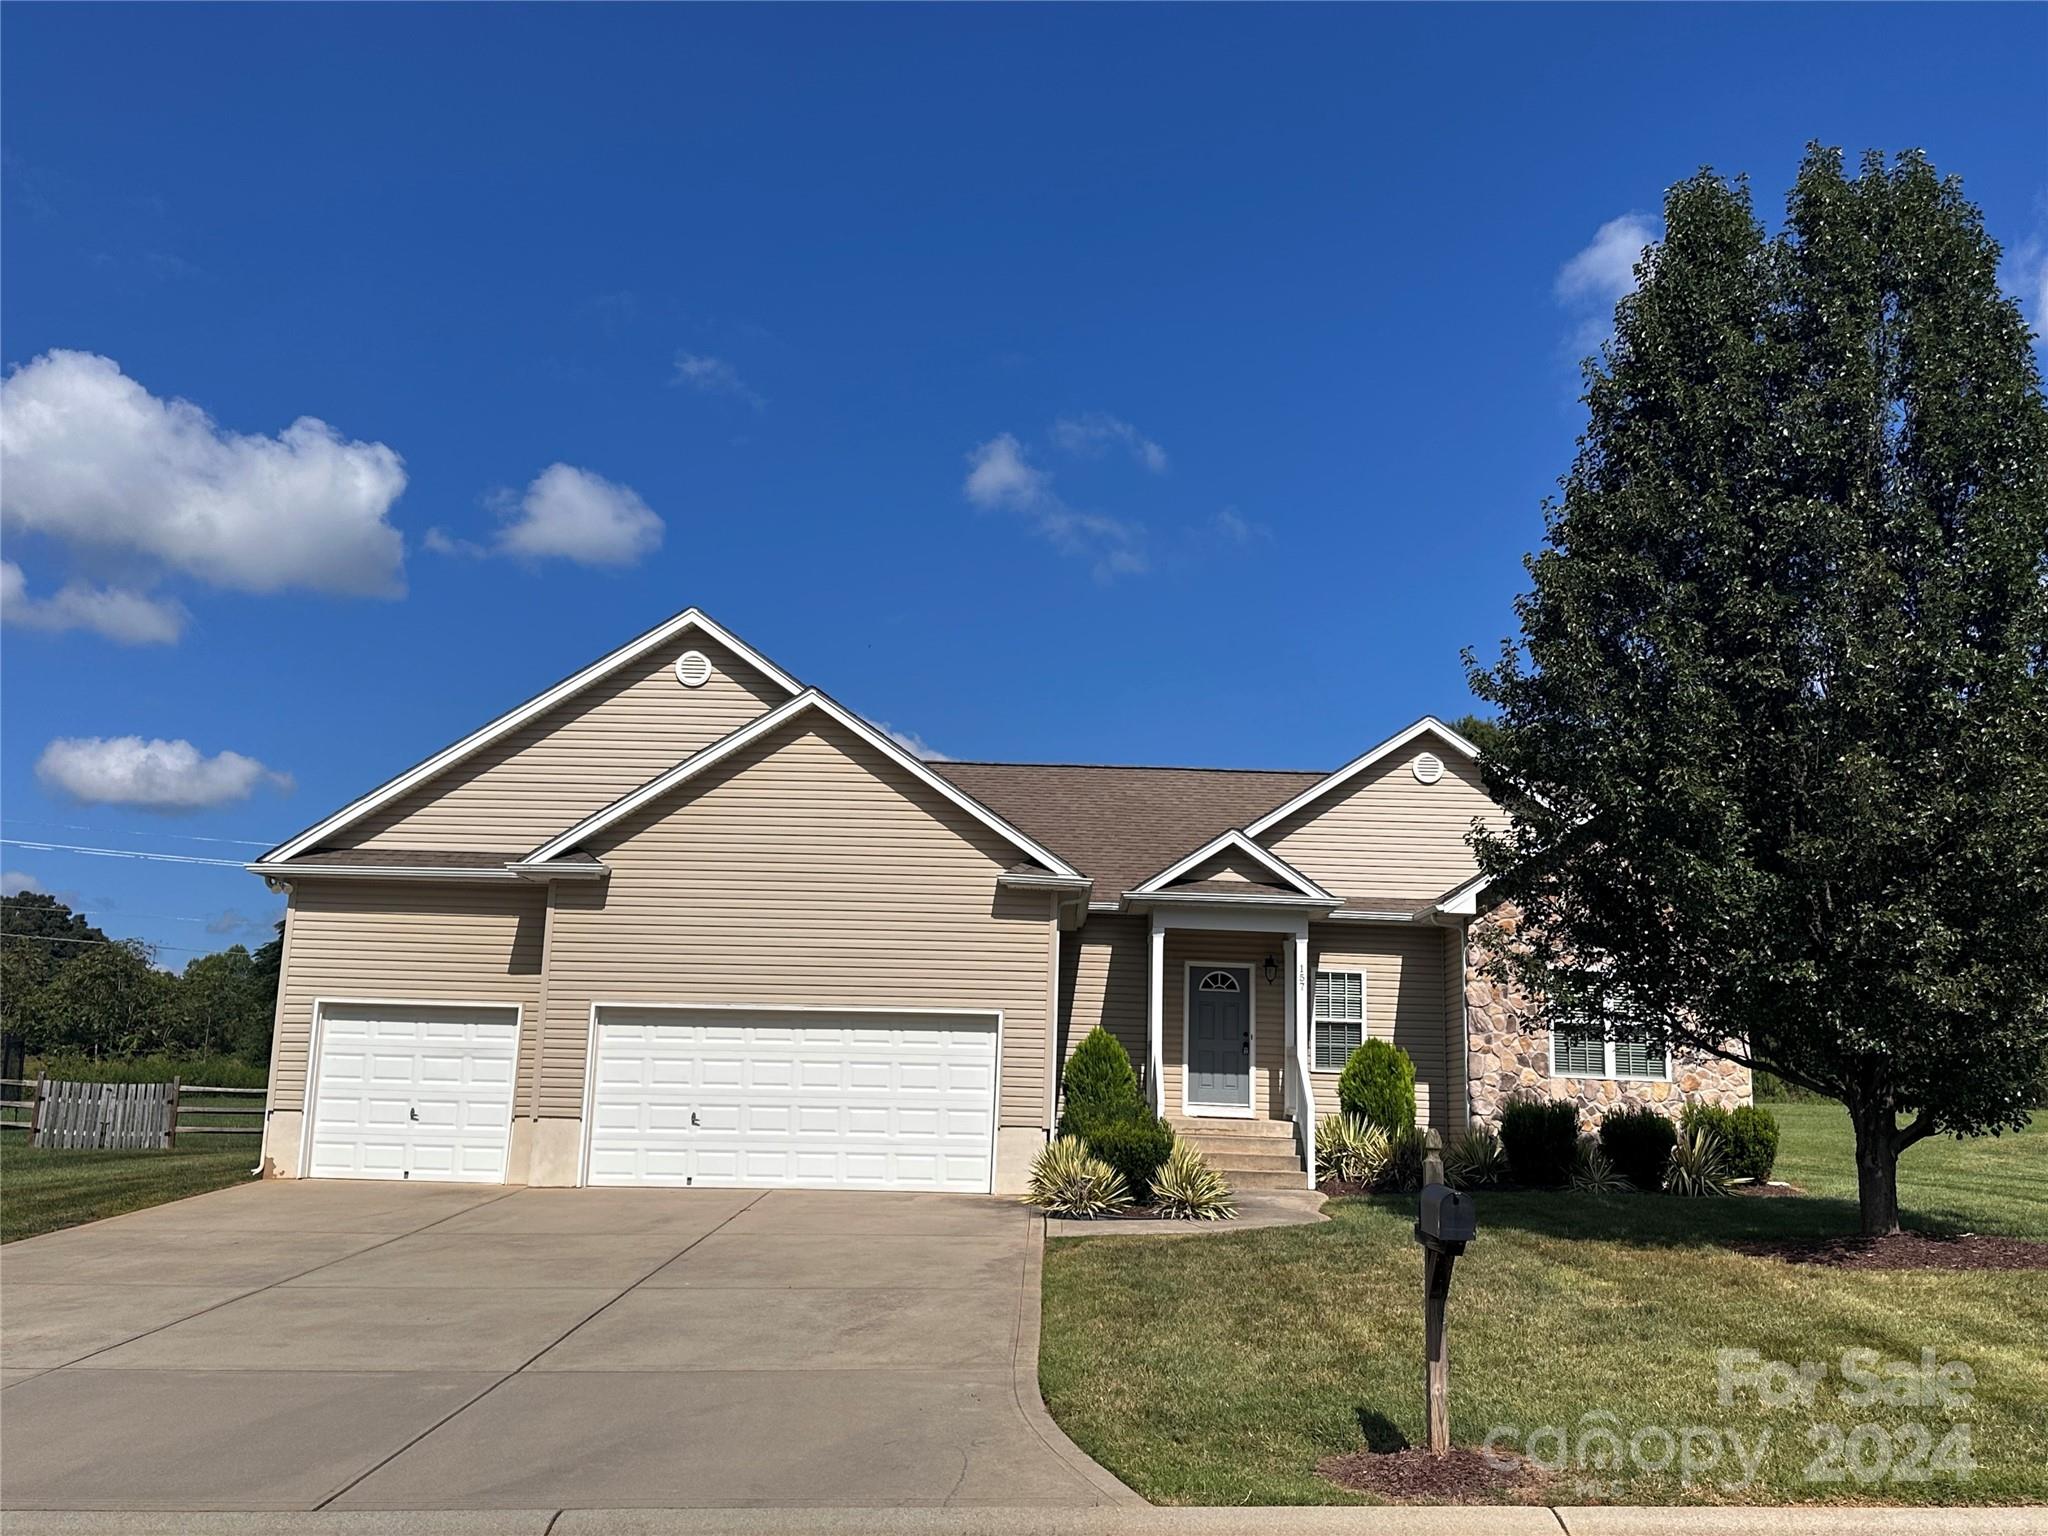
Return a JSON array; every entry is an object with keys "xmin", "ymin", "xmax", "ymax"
[{"xmin": 1413, "ymin": 1140, "xmax": 1476, "ymax": 1457}]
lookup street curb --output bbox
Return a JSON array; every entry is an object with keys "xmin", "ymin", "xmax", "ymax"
[{"xmin": 1012, "ymin": 1210, "xmax": 1151, "ymax": 1508}]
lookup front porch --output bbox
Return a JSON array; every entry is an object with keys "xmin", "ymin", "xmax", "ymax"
[{"xmin": 1138, "ymin": 900, "xmax": 1322, "ymax": 1189}]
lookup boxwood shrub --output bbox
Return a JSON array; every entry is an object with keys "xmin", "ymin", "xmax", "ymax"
[
  {"xmin": 1337, "ymin": 1039, "xmax": 1416, "ymax": 1134},
  {"xmin": 1598, "ymin": 1106, "xmax": 1679, "ymax": 1191},
  {"xmin": 1682, "ymin": 1103, "xmax": 1780, "ymax": 1183},
  {"xmin": 1082, "ymin": 1109, "xmax": 1177, "ymax": 1202},
  {"xmin": 1498, "ymin": 1097, "xmax": 1578, "ymax": 1187}
]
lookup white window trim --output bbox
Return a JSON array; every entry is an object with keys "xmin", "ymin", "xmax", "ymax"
[
  {"xmin": 1311, "ymin": 967, "xmax": 1367, "ymax": 1073},
  {"xmin": 1548, "ymin": 1023, "xmax": 1671, "ymax": 1083}
]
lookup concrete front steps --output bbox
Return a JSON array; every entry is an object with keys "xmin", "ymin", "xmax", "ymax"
[{"xmin": 1168, "ymin": 1116, "xmax": 1308, "ymax": 1190}]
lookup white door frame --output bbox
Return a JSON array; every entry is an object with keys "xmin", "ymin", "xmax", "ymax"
[
  {"xmin": 1180, "ymin": 961, "xmax": 1255, "ymax": 1119},
  {"xmin": 300, "ymin": 996, "xmax": 523, "ymax": 1181},
  {"xmin": 577, "ymin": 1000, "xmax": 1004, "ymax": 1189}
]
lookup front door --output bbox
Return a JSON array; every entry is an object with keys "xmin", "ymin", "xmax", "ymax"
[{"xmin": 1186, "ymin": 966, "xmax": 1252, "ymax": 1114}]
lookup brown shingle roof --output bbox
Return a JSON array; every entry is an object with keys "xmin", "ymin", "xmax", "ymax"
[
  {"xmin": 292, "ymin": 848, "xmax": 515, "ymax": 869},
  {"xmin": 933, "ymin": 762, "xmax": 1324, "ymax": 899}
]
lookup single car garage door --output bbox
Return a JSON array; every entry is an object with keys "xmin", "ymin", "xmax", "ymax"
[
  {"xmin": 587, "ymin": 1006, "xmax": 997, "ymax": 1192},
  {"xmin": 305, "ymin": 1001, "xmax": 520, "ymax": 1183}
]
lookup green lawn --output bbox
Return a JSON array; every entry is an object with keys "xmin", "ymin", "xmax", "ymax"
[
  {"xmin": 1, "ymin": 1093, "xmax": 262, "ymax": 1243},
  {"xmin": 1039, "ymin": 1104, "xmax": 2048, "ymax": 1506}
]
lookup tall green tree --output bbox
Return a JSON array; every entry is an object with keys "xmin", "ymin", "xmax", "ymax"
[{"xmin": 1469, "ymin": 147, "xmax": 2048, "ymax": 1237}]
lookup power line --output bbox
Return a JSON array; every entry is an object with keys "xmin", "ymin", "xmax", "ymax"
[
  {"xmin": 0, "ymin": 898, "xmax": 243, "ymax": 927},
  {"xmin": 0, "ymin": 839, "xmax": 249, "ymax": 869},
  {"xmin": 0, "ymin": 819, "xmax": 279, "ymax": 849},
  {"xmin": 1, "ymin": 931, "xmax": 214, "ymax": 956}
]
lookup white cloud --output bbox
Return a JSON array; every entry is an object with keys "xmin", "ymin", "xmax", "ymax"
[
  {"xmin": 0, "ymin": 559, "xmax": 186, "ymax": 644},
  {"xmin": 963, "ymin": 433, "xmax": 1052, "ymax": 512},
  {"xmin": 35, "ymin": 736, "xmax": 295, "ymax": 813},
  {"xmin": 671, "ymin": 352, "xmax": 765, "ymax": 411},
  {"xmin": 206, "ymin": 906, "xmax": 278, "ymax": 938},
  {"xmin": 1211, "ymin": 507, "xmax": 1267, "ymax": 543},
  {"xmin": 2, "ymin": 870, "xmax": 42, "ymax": 897},
  {"xmin": 488, "ymin": 464, "xmax": 664, "ymax": 567},
  {"xmin": 2010, "ymin": 235, "xmax": 2048, "ymax": 350},
  {"xmin": 876, "ymin": 723, "xmax": 952, "ymax": 762},
  {"xmin": 1556, "ymin": 214, "xmax": 1658, "ymax": 307},
  {"xmin": 0, "ymin": 349, "xmax": 407, "ymax": 598},
  {"xmin": 1050, "ymin": 412, "xmax": 1168, "ymax": 474},
  {"xmin": 962, "ymin": 434, "xmax": 1147, "ymax": 581}
]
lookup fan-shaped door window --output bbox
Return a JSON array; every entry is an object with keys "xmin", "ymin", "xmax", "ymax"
[{"xmin": 1197, "ymin": 970, "xmax": 1241, "ymax": 993}]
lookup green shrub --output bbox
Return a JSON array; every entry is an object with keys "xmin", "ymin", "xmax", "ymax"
[
  {"xmin": 1444, "ymin": 1126, "xmax": 1507, "ymax": 1190},
  {"xmin": 1152, "ymin": 1141, "xmax": 1236, "ymax": 1220},
  {"xmin": 1683, "ymin": 1103, "xmax": 1779, "ymax": 1183},
  {"xmin": 1314, "ymin": 1114, "xmax": 1391, "ymax": 1185},
  {"xmin": 1598, "ymin": 1106, "xmax": 1679, "ymax": 1191},
  {"xmin": 1665, "ymin": 1124, "xmax": 1730, "ymax": 1197},
  {"xmin": 1024, "ymin": 1136, "xmax": 1131, "ymax": 1217},
  {"xmin": 1057, "ymin": 1027, "xmax": 1143, "ymax": 1135},
  {"xmin": 31, "ymin": 1053, "xmax": 268, "ymax": 1090},
  {"xmin": 1498, "ymin": 1097, "xmax": 1578, "ymax": 1187},
  {"xmin": 1336, "ymin": 1039, "xmax": 1416, "ymax": 1134},
  {"xmin": 1752, "ymin": 1070, "xmax": 1824, "ymax": 1104},
  {"xmin": 1381, "ymin": 1125, "xmax": 1432, "ymax": 1193},
  {"xmin": 1081, "ymin": 1110, "xmax": 1176, "ymax": 1202},
  {"xmin": 1570, "ymin": 1137, "xmax": 1630, "ymax": 1193}
]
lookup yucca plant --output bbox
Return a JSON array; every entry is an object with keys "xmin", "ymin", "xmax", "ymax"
[
  {"xmin": 1315, "ymin": 1113, "xmax": 1391, "ymax": 1185},
  {"xmin": 1024, "ymin": 1135, "xmax": 1132, "ymax": 1217},
  {"xmin": 1152, "ymin": 1140, "xmax": 1237, "ymax": 1221},
  {"xmin": 1444, "ymin": 1126, "xmax": 1508, "ymax": 1190},
  {"xmin": 1570, "ymin": 1137, "xmax": 1630, "ymax": 1193},
  {"xmin": 1664, "ymin": 1124, "xmax": 1730, "ymax": 1198}
]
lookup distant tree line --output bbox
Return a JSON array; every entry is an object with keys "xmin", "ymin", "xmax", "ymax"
[{"xmin": 0, "ymin": 892, "xmax": 279, "ymax": 1067}]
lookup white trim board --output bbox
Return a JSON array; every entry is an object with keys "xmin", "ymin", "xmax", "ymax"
[
  {"xmin": 1243, "ymin": 717, "xmax": 1485, "ymax": 838},
  {"xmin": 259, "ymin": 609, "xmax": 802, "ymax": 865},
  {"xmin": 522, "ymin": 688, "xmax": 1083, "ymax": 878},
  {"xmin": 1128, "ymin": 828, "xmax": 1334, "ymax": 901}
]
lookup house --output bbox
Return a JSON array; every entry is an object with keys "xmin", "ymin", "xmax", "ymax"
[{"xmin": 249, "ymin": 609, "xmax": 1749, "ymax": 1194}]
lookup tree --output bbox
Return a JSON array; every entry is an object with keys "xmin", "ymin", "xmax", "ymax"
[
  {"xmin": 177, "ymin": 945, "xmax": 276, "ymax": 1060},
  {"xmin": 1448, "ymin": 713, "xmax": 1502, "ymax": 759},
  {"xmin": 1467, "ymin": 147, "xmax": 2048, "ymax": 1238},
  {"xmin": 1, "ymin": 891, "xmax": 108, "ymax": 970},
  {"xmin": 27, "ymin": 938, "xmax": 172, "ymax": 1060}
]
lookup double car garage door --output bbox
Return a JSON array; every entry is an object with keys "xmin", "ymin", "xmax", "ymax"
[{"xmin": 306, "ymin": 1002, "xmax": 998, "ymax": 1192}]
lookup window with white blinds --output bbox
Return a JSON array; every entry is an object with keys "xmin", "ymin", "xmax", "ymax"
[
  {"xmin": 1549, "ymin": 1010, "xmax": 1668, "ymax": 1081},
  {"xmin": 1313, "ymin": 969, "xmax": 1365, "ymax": 1070}
]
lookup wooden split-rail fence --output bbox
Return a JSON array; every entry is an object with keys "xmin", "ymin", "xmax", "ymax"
[{"xmin": 0, "ymin": 1077, "xmax": 264, "ymax": 1150}]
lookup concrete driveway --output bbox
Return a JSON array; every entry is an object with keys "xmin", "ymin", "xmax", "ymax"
[{"xmin": 0, "ymin": 1181, "xmax": 1133, "ymax": 1513}]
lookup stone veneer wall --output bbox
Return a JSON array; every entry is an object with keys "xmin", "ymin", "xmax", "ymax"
[{"xmin": 1463, "ymin": 909, "xmax": 1751, "ymax": 1130}]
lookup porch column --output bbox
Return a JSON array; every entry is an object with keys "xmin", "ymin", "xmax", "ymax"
[
  {"xmin": 1289, "ymin": 928, "xmax": 1314, "ymax": 1187},
  {"xmin": 1147, "ymin": 915, "xmax": 1166, "ymax": 1115}
]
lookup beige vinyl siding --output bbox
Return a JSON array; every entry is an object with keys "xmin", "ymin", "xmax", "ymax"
[
  {"xmin": 340, "ymin": 632, "xmax": 789, "ymax": 853},
  {"xmin": 540, "ymin": 714, "xmax": 1054, "ymax": 1126},
  {"xmin": 1263, "ymin": 736, "xmax": 1502, "ymax": 903},
  {"xmin": 1161, "ymin": 930, "xmax": 1288, "ymax": 1119},
  {"xmin": 1167, "ymin": 848, "xmax": 1278, "ymax": 887},
  {"xmin": 1444, "ymin": 921, "xmax": 1469, "ymax": 1127},
  {"xmin": 270, "ymin": 880, "xmax": 547, "ymax": 1111},
  {"xmin": 1057, "ymin": 915, "xmax": 1149, "ymax": 1090},
  {"xmin": 1307, "ymin": 922, "xmax": 1454, "ymax": 1129}
]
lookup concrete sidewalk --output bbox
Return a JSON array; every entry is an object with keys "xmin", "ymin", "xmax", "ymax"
[{"xmin": 5, "ymin": 1503, "xmax": 2045, "ymax": 1534}]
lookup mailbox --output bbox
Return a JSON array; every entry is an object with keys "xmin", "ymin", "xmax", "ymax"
[{"xmin": 1415, "ymin": 1182, "xmax": 1476, "ymax": 1251}]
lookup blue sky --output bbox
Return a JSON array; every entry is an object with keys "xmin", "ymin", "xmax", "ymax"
[{"xmin": 3, "ymin": 4, "xmax": 2043, "ymax": 966}]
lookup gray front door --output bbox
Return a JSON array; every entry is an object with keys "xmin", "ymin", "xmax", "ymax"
[{"xmin": 1187, "ymin": 967, "xmax": 1251, "ymax": 1111}]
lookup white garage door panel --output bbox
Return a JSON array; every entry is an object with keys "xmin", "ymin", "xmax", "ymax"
[
  {"xmin": 307, "ymin": 1004, "xmax": 519, "ymax": 1183},
  {"xmin": 588, "ymin": 1010, "xmax": 997, "ymax": 1192}
]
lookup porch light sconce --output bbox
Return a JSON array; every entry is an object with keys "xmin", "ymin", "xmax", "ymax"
[{"xmin": 1262, "ymin": 954, "xmax": 1279, "ymax": 985}]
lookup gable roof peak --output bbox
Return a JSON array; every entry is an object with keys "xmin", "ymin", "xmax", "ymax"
[{"xmin": 258, "ymin": 605, "xmax": 802, "ymax": 865}]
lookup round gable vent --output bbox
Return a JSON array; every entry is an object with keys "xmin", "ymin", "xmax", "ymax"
[
  {"xmin": 1412, "ymin": 751, "xmax": 1445, "ymax": 785},
  {"xmin": 675, "ymin": 650, "xmax": 713, "ymax": 689}
]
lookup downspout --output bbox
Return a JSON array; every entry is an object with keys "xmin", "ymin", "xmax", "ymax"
[{"xmin": 254, "ymin": 884, "xmax": 296, "ymax": 1177}]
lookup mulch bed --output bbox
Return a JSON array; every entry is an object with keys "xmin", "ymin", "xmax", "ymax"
[
  {"xmin": 1317, "ymin": 1446, "xmax": 1552, "ymax": 1503},
  {"xmin": 1730, "ymin": 1179, "xmax": 1806, "ymax": 1198},
  {"xmin": 1731, "ymin": 1232, "xmax": 2048, "ymax": 1271}
]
